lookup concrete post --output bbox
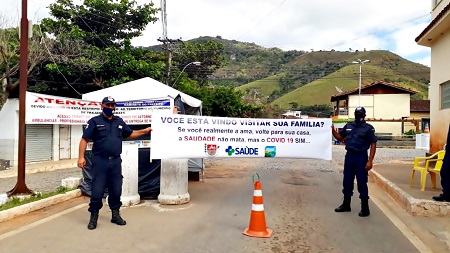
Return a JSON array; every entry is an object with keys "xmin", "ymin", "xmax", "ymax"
[
  {"xmin": 120, "ymin": 142, "xmax": 140, "ymax": 206},
  {"xmin": 158, "ymin": 159, "xmax": 190, "ymax": 205}
]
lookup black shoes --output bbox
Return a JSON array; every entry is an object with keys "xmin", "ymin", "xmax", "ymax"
[
  {"xmin": 111, "ymin": 209, "xmax": 127, "ymax": 226},
  {"xmin": 87, "ymin": 211, "xmax": 99, "ymax": 230},
  {"xmin": 335, "ymin": 197, "xmax": 351, "ymax": 212},
  {"xmin": 432, "ymin": 194, "xmax": 450, "ymax": 202},
  {"xmin": 335, "ymin": 197, "xmax": 370, "ymax": 217},
  {"xmin": 87, "ymin": 209, "xmax": 126, "ymax": 230},
  {"xmin": 358, "ymin": 199, "xmax": 370, "ymax": 217}
]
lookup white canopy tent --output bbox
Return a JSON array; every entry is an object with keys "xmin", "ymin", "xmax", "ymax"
[
  {"xmin": 82, "ymin": 77, "xmax": 204, "ymax": 172},
  {"xmin": 82, "ymin": 77, "xmax": 202, "ymax": 115}
]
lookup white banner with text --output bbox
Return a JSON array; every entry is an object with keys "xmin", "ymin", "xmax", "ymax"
[
  {"xmin": 150, "ymin": 115, "xmax": 332, "ymax": 160},
  {"xmin": 25, "ymin": 92, "xmax": 173, "ymax": 125}
]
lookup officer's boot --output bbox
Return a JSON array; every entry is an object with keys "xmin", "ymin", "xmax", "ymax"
[
  {"xmin": 111, "ymin": 209, "xmax": 126, "ymax": 226},
  {"xmin": 358, "ymin": 199, "xmax": 370, "ymax": 217},
  {"xmin": 335, "ymin": 196, "xmax": 351, "ymax": 212},
  {"xmin": 87, "ymin": 211, "xmax": 99, "ymax": 230}
]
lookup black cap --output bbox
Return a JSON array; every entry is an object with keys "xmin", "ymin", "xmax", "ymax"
[
  {"xmin": 355, "ymin": 107, "xmax": 366, "ymax": 114},
  {"xmin": 102, "ymin": 96, "xmax": 116, "ymax": 104}
]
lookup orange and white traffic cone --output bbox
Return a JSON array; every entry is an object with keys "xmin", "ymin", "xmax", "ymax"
[{"xmin": 243, "ymin": 177, "xmax": 273, "ymax": 238}]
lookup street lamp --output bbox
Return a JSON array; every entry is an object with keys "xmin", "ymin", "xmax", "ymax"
[
  {"xmin": 172, "ymin": 61, "xmax": 201, "ymax": 87},
  {"xmin": 352, "ymin": 59, "xmax": 369, "ymax": 107}
]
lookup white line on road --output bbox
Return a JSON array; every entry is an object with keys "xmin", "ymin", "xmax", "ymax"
[
  {"xmin": 0, "ymin": 203, "xmax": 88, "ymax": 241},
  {"xmin": 370, "ymin": 194, "xmax": 434, "ymax": 253}
]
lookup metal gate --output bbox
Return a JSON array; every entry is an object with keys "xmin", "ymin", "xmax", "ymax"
[{"xmin": 26, "ymin": 125, "xmax": 53, "ymax": 162}]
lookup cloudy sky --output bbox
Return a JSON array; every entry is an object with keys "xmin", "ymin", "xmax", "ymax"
[{"xmin": 1, "ymin": 0, "xmax": 432, "ymax": 66}]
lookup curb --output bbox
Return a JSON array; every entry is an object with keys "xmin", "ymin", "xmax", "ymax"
[
  {"xmin": 0, "ymin": 162, "xmax": 77, "ymax": 179},
  {"xmin": 369, "ymin": 170, "xmax": 450, "ymax": 217},
  {"xmin": 376, "ymin": 146, "xmax": 415, "ymax": 149},
  {"xmin": 0, "ymin": 189, "xmax": 82, "ymax": 223}
]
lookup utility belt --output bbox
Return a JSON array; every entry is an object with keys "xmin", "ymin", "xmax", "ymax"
[
  {"xmin": 346, "ymin": 150, "xmax": 367, "ymax": 154},
  {"xmin": 93, "ymin": 154, "xmax": 120, "ymax": 160}
]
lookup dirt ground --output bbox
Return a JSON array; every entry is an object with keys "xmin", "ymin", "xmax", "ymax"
[{"xmin": 1, "ymin": 149, "xmax": 445, "ymax": 253}]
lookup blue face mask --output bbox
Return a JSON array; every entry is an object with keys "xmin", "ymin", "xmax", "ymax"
[{"xmin": 103, "ymin": 107, "xmax": 114, "ymax": 117}]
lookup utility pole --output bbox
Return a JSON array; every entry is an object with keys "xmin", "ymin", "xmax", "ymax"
[
  {"xmin": 158, "ymin": 0, "xmax": 181, "ymax": 85},
  {"xmin": 352, "ymin": 59, "xmax": 369, "ymax": 107},
  {"xmin": 8, "ymin": 0, "xmax": 33, "ymax": 196},
  {"xmin": 158, "ymin": 38, "xmax": 181, "ymax": 85}
]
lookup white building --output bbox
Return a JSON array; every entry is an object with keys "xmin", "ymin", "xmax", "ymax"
[
  {"xmin": 0, "ymin": 77, "xmax": 202, "ymax": 167},
  {"xmin": 331, "ymin": 81, "xmax": 417, "ymax": 135},
  {"xmin": 415, "ymin": 0, "xmax": 450, "ymax": 153},
  {"xmin": 0, "ymin": 98, "xmax": 81, "ymax": 166}
]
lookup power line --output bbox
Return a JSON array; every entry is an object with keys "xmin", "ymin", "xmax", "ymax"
[
  {"xmin": 37, "ymin": 23, "xmax": 82, "ymax": 97},
  {"xmin": 77, "ymin": 15, "xmax": 148, "ymax": 80},
  {"xmin": 235, "ymin": 0, "xmax": 290, "ymax": 41}
]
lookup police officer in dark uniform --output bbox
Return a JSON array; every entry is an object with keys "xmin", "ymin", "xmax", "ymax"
[
  {"xmin": 331, "ymin": 107, "xmax": 377, "ymax": 217},
  {"xmin": 432, "ymin": 124, "xmax": 450, "ymax": 202},
  {"xmin": 77, "ymin": 96, "xmax": 152, "ymax": 230}
]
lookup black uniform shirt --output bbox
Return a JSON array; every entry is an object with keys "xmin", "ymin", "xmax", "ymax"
[
  {"xmin": 339, "ymin": 121, "xmax": 378, "ymax": 152},
  {"xmin": 82, "ymin": 114, "xmax": 133, "ymax": 157}
]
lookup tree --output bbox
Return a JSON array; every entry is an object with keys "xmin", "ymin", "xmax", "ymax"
[
  {"xmin": 42, "ymin": 0, "xmax": 159, "ymax": 49},
  {"xmin": 11, "ymin": 0, "xmax": 165, "ymax": 98},
  {"xmin": 176, "ymin": 80, "xmax": 263, "ymax": 117},
  {"xmin": 0, "ymin": 21, "xmax": 53, "ymax": 106},
  {"xmin": 289, "ymin": 102, "xmax": 298, "ymax": 110},
  {"xmin": 174, "ymin": 40, "xmax": 225, "ymax": 85}
]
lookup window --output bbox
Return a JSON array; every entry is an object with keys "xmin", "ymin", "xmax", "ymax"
[
  {"xmin": 434, "ymin": 0, "xmax": 443, "ymax": 7},
  {"xmin": 441, "ymin": 81, "xmax": 450, "ymax": 109}
]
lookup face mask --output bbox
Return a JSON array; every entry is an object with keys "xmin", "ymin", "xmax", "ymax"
[
  {"xmin": 355, "ymin": 113, "xmax": 364, "ymax": 124},
  {"xmin": 103, "ymin": 107, "xmax": 114, "ymax": 117}
]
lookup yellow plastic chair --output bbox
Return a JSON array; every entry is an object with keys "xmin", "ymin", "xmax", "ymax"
[
  {"xmin": 410, "ymin": 150, "xmax": 446, "ymax": 191},
  {"xmin": 428, "ymin": 151, "xmax": 446, "ymax": 189}
]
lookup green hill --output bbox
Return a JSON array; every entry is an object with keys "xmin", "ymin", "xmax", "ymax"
[
  {"xmin": 271, "ymin": 64, "xmax": 428, "ymax": 108},
  {"xmin": 146, "ymin": 36, "xmax": 430, "ymax": 107},
  {"xmin": 235, "ymin": 74, "xmax": 283, "ymax": 101}
]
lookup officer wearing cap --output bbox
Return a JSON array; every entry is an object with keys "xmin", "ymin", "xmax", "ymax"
[
  {"xmin": 331, "ymin": 106, "xmax": 377, "ymax": 217},
  {"xmin": 77, "ymin": 96, "xmax": 152, "ymax": 230}
]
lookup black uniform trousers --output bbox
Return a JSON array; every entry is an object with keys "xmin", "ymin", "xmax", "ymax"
[
  {"xmin": 88, "ymin": 155, "xmax": 123, "ymax": 213},
  {"xmin": 441, "ymin": 126, "xmax": 450, "ymax": 196},
  {"xmin": 342, "ymin": 151, "xmax": 369, "ymax": 200}
]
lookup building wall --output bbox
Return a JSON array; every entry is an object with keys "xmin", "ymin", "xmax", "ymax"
[
  {"xmin": 373, "ymin": 94, "xmax": 410, "ymax": 118},
  {"xmin": 52, "ymin": 125, "xmax": 60, "ymax": 161},
  {"xmin": 369, "ymin": 122, "xmax": 403, "ymax": 136},
  {"xmin": 0, "ymin": 99, "xmax": 19, "ymax": 166},
  {"xmin": 347, "ymin": 94, "xmax": 410, "ymax": 135},
  {"xmin": 432, "ymin": 0, "xmax": 449, "ymax": 19},
  {"xmin": 0, "ymin": 99, "xmax": 84, "ymax": 166},
  {"xmin": 348, "ymin": 95, "xmax": 374, "ymax": 117},
  {"xmin": 48, "ymin": 125, "xmax": 83, "ymax": 161},
  {"xmin": 430, "ymin": 30, "xmax": 450, "ymax": 152},
  {"xmin": 71, "ymin": 125, "xmax": 83, "ymax": 159}
]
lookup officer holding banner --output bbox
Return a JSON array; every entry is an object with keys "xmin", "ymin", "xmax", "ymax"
[
  {"xmin": 331, "ymin": 107, "xmax": 377, "ymax": 217},
  {"xmin": 77, "ymin": 96, "xmax": 152, "ymax": 230}
]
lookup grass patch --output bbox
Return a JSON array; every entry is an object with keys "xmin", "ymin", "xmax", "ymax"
[
  {"xmin": 332, "ymin": 119, "xmax": 351, "ymax": 124},
  {"xmin": 236, "ymin": 74, "xmax": 283, "ymax": 102},
  {"xmin": 0, "ymin": 186, "xmax": 76, "ymax": 212}
]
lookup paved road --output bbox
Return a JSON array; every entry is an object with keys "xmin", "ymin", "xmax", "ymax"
[
  {"xmin": 0, "ymin": 167, "xmax": 82, "ymax": 193},
  {"xmin": 0, "ymin": 158, "xmax": 422, "ymax": 253},
  {"xmin": 0, "ymin": 146, "xmax": 425, "ymax": 195}
]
